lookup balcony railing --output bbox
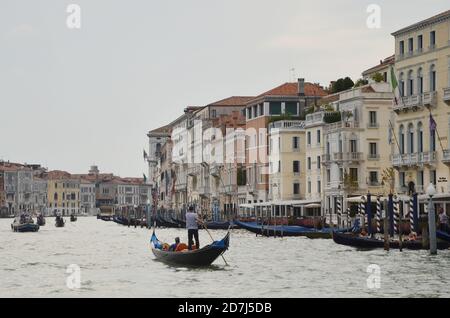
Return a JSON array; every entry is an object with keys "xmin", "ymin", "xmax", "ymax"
[
  {"xmin": 367, "ymin": 153, "xmax": 380, "ymax": 160},
  {"xmin": 443, "ymin": 149, "xmax": 450, "ymax": 165},
  {"xmin": 393, "ymin": 95, "xmax": 423, "ymax": 112},
  {"xmin": 444, "ymin": 87, "xmax": 450, "ymax": 104},
  {"xmin": 333, "ymin": 152, "xmax": 363, "ymax": 162},
  {"xmin": 187, "ymin": 165, "xmax": 201, "ymax": 176},
  {"xmin": 269, "ymin": 120, "xmax": 305, "ymax": 131},
  {"xmin": 392, "ymin": 151, "xmax": 437, "ymax": 167},
  {"xmin": 325, "ymin": 121, "xmax": 359, "ymax": 133},
  {"xmin": 422, "ymin": 91, "xmax": 437, "ymax": 107},
  {"xmin": 367, "ymin": 122, "xmax": 379, "ymax": 129}
]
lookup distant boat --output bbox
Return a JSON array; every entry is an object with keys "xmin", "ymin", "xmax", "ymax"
[
  {"xmin": 55, "ymin": 215, "xmax": 65, "ymax": 228},
  {"xmin": 11, "ymin": 214, "xmax": 39, "ymax": 232},
  {"xmin": 437, "ymin": 229, "xmax": 450, "ymax": 243},
  {"xmin": 150, "ymin": 230, "xmax": 230, "ymax": 267},
  {"xmin": 235, "ymin": 220, "xmax": 339, "ymax": 238},
  {"xmin": 113, "ymin": 215, "xmax": 129, "ymax": 225},
  {"xmin": 332, "ymin": 231, "xmax": 450, "ymax": 250},
  {"xmin": 70, "ymin": 214, "xmax": 77, "ymax": 222},
  {"xmin": 37, "ymin": 214, "xmax": 46, "ymax": 226}
]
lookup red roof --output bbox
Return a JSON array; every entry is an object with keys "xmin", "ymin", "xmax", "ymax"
[
  {"xmin": 208, "ymin": 96, "xmax": 255, "ymax": 107},
  {"xmin": 256, "ymin": 82, "xmax": 327, "ymax": 99}
]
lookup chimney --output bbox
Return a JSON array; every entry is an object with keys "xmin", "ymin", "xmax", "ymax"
[{"xmin": 298, "ymin": 78, "xmax": 305, "ymax": 96}]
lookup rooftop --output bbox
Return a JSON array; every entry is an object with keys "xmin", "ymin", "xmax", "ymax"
[{"xmin": 391, "ymin": 10, "xmax": 450, "ymax": 36}]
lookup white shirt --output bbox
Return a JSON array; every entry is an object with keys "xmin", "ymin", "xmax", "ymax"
[{"xmin": 185, "ymin": 212, "xmax": 198, "ymax": 230}]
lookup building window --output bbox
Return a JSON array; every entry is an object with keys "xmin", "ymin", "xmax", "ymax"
[
  {"xmin": 430, "ymin": 65, "xmax": 436, "ymax": 91},
  {"xmin": 317, "ymin": 156, "xmax": 321, "ymax": 169},
  {"xmin": 417, "ymin": 171, "xmax": 424, "ymax": 187},
  {"xmin": 430, "ymin": 31, "xmax": 436, "ymax": 48},
  {"xmin": 258, "ymin": 104, "xmax": 264, "ymax": 116},
  {"xmin": 212, "ymin": 109, "xmax": 217, "ymax": 118},
  {"xmin": 293, "ymin": 183, "xmax": 300, "ymax": 195},
  {"xmin": 269, "ymin": 102, "xmax": 282, "ymax": 115},
  {"xmin": 350, "ymin": 139, "xmax": 357, "ymax": 153},
  {"xmin": 417, "ymin": 68, "xmax": 423, "ymax": 94},
  {"xmin": 349, "ymin": 168, "xmax": 358, "ymax": 183},
  {"xmin": 293, "ymin": 161, "xmax": 300, "ymax": 174},
  {"xmin": 369, "ymin": 143, "xmax": 378, "ymax": 158},
  {"xmin": 292, "ymin": 136, "xmax": 299, "ymax": 150},
  {"xmin": 285, "ymin": 102, "xmax": 297, "ymax": 115},
  {"xmin": 399, "ymin": 40, "xmax": 404, "ymax": 55},
  {"xmin": 316, "ymin": 130, "xmax": 321, "ymax": 144},
  {"xmin": 307, "ymin": 157, "xmax": 311, "ymax": 170},
  {"xmin": 327, "ymin": 169, "xmax": 330, "ymax": 183},
  {"xmin": 369, "ymin": 171, "xmax": 378, "ymax": 185},
  {"xmin": 430, "ymin": 170, "xmax": 437, "ymax": 185},
  {"xmin": 247, "ymin": 107, "xmax": 252, "ymax": 119},
  {"xmin": 418, "ymin": 35, "xmax": 423, "ymax": 51},
  {"xmin": 418, "ymin": 122, "xmax": 424, "ymax": 152},
  {"xmin": 399, "ymin": 125, "xmax": 405, "ymax": 154},
  {"xmin": 407, "ymin": 70, "xmax": 414, "ymax": 96},
  {"xmin": 369, "ymin": 111, "xmax": 377, "ymax": 127},
  {"xmin": 317, "ymin": 180, "xmax": 321, "ymax": 193},
  {"xmin": 278, "ymin": 160, "xmax": 281, "ymax": 173},
  {"xmin": 307, "ymin": 132, "xmax": 311, "ymax": 145},
  {"xmin": 408, "ymin": 37, "xmax": 413, "ymax": 53},
  {"xmin": 308, "ymin": 181, "xmax": 311, "ymax": 194},
  {"xmin": 408, "ymin": 123, "xmax": 414, "ymax": 154},
  {"xmin": 399, "ymin": 172, "xmax": 406, "ymax": 187}
]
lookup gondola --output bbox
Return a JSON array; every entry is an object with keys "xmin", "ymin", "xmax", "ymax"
[
  {"xmin": 37, "ymin": 215, "xmax": 46, "ymax": 226},
  {"xmin": 11, "ymin": 219, "xmax": 40, "ymax": 232},
  {"xmin": 204, "ymin": 221, "xmax": 238, "ymax": 230},
  {"xmin": 332, "ymin": 231, "xmax": 450, "ymax": 250},
  {"xmin": 437, "ymin": 229, "xmax": 450, "ymax": 243},
  {"xmin": 113, "ymin": 215, "xmax": 129, "ymax": 225},
  {"xmin": 235, "ymin": 220, "xmax": 340, "ymax": 238},
  {"xmin": 171, "ymin": 216, "xmax": 186, "ymax": 228},
  {"xmin": 55, "ymin": 216, "xmax": 65, "ymax": 228},
  {"xmin": 150, "ymin": 230, "xmax": 230, "ymax": 267},
  {"xmin": 70, "ymin": 214, "xmax": 77, "ymax": 222},
  {"xmin": 157, "ymin": 215, "xmax": 181, "ymax": 228}
]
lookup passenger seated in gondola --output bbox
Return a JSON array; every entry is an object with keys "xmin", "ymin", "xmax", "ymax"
[
  {"xmin": 408, "ymin": 232, "xmax": 417, "ymax": 241},
  {"xmin": 169, "ymin": 237, "xmax": 180, "ymax": 251},
  {"xmin": 359, "ymin": 228, "xmax": 368, "ymax": 237}
]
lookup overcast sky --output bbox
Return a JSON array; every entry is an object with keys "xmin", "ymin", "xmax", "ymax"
[{"xmin": 1, "ymin": 0, "xmax": 449, "ymax": 177}]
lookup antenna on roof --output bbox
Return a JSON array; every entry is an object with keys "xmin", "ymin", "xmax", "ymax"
[{"xmin": 289, "ymin": 67, "xmax": 296, "ymax": 82}]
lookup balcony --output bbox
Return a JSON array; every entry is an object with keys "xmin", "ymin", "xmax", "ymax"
[
  {"xmin": 175, "ymin": 182, "xmax": 187, "ymax": 191},
  {"xmin": 325, "ymin": 121, "xmax": 359, "ymax": 133},
  {"xmin": 443, "ymin": 149, "xmax": 450, "ymax": 165},
  {"xmin": 392, "ymin": 151, "xmax": 437, "ymax": 167},
  {"xmin": 322, "ymin": 154, "xmax": 331, "ymax": 165},
  {"xmin": 367, "ymin": 122, "xmax": 379, "ymax": 129},
  {"xmin": 367, "ymin": 153, "xmax": 380, "ymax": 161},
  {"xmin": 269, "ymin": 120, "xmax": 305, "ymax": 132},
  {"xmin": 305, "ymin": 112, "xmax": 325, "ymax": 127},
  {"xmin": 5, "ymin": 185, "xmax": 16, "ymax": 193},
  {"xmin": 444, "ymin": 87, "xmax": 450, "ymax": 104},
  {"xmin": 187, "ymin": 165, "xmax": 201, "ymax": 176},
  {"xmin": 333, "ymin": 152, "xmax": 363, "ymax": 162},
  {"xmin": 393, "ymin": 95, "xmax": 422, "ymax": 113},
  {"xmin": 422, "ymin": 91, "xmax": 437, "ymax": 107}
]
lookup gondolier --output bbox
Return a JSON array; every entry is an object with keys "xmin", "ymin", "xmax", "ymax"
[{"xmin": 186, "ymin": 206, "xmax": 201, "ymax": 250}]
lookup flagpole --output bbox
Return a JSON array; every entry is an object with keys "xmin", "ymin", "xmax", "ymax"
[
  {"xmin": 389, "ymin": 120, "xmax": 404, "ymax": 164},
  {"xmin": 427, "ymin": 108, "xmax": 446, "ymax": 154}
]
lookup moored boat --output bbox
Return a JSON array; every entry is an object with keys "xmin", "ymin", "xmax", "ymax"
[
  {"xmin": 235, "ymin": 220, "xmax": 338, "ymax": 238},
  {"xmin": 11, "ymin": 214, "xmax": 39, "ymax": 232},
  {"xmin": 150, "ymin": 230, "xmax": 230, "ymax": 267},
  {"xmin": 437, "ymin": 229, "xmax": 450, "ymax": 243},
  {"xmin": 332, "ymin": 231, "xmax": 450, "ymax": 250}
]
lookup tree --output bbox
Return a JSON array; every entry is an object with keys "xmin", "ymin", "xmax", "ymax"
[
  {"xmin": 354, "ymin": 78, "xmax": 369, "ymax": 88},
  {"xmin": 371, "ymin": 72, "xmax": 384, "ymax": 83},
  {"xmin": 330, "ymin": 77, "xmax": 354, "ymax": 93},
  {"xmin": 381, "ymin": 167, "xmax": 395, "ymax": 195}
]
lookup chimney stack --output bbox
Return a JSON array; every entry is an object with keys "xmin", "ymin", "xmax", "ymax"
[{"xmin": 298, "ymin": 78, "xmax": 305, "ymax": 96}]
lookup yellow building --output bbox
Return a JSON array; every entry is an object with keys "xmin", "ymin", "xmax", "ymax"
[
  {"xmin": 391, "ymin": 10, "xmax": 450, "ymax": 212},
  {"xmin": 46, "ymin": 170, "xmax": 81, "ymax": 216}
]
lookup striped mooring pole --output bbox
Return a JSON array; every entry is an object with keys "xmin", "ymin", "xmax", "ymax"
[
  {"xmin": 393, "ymin": 196, "xmax": 399, "ymax": 234},
  {"xmin": 409, "ymin": 195, "xmax": 415, "ymax": 234},
  {"xmin": 360, "ymin": 196, "xmax": 366, "ymax": 229},
  {"xmin": 336, "ymin": 197, "xmax": 342, "ymax": 228},
  {"xmin": 376, "ymin": 195, "xmax": 381, "ymax": 234},
  {"xmin": 346, "ymin": 206, "xmax": 351, "ymax": 227}
]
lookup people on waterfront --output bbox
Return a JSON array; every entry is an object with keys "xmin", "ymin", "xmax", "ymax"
[
  {"xmin": 186, "ymin": 206, "xmax": 200, "ymax": 250},
  {"xmin": 169, "ymin": 237, "xmax": 180, "ymax": 251}
]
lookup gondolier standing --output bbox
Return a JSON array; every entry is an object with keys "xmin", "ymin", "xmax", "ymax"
[{"xmin": 186, "ymin": 206, "xmax": 200, "ymax": 250}]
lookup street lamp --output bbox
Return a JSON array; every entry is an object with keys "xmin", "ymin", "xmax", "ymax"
[{"xmin": 426, "ymin": 183, "xmax": 437, "ymax": 255}]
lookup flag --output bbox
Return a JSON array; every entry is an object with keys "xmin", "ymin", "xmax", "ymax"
[
  {"xmin": 143, "ymin": 173, "xmax": 147, "ymax": 183},
  {"xmin": 429, "ymin": 113, "xmax": 437, "ymax": 135},
  {"xmin": 389, "ymin": 66, "xmax": 399, "ymax": 105},
  {"xmin": 143, "ymin": 149, "xmax": 148, "ymax": 160}
]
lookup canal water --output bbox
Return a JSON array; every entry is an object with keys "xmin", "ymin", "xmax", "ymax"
[{"xmin": 1, "ymin": 217, "xmax": 449, "ymax": 297}]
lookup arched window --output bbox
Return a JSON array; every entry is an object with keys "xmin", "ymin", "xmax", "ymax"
[
  {"xmin": 417, "ymin": 122, "xmax": 423, "ymax": 153},
  {"xmin": 430, "ymin": 64, "xmax": 436, "ymax": 91},
  {"xmin": 407, "ymin": 70, "xmax": 414, "ymax": 96},
  {"xmin": 54, "ymin": 193, "xmax": 58, "ymax": 201},
  {"xmin": 399, "ymin": 125, "xmax": 405, "ymax": 154},
  {"xmin": 407, "ymin": 123, "xmax": 414, "ymax": 153},
  {"xmin": 417, "ymin": 68, "xmax": 423, "ymax": 94},
  {"xmin": 430, "ymin": 125, "xmax": 436, "ymax": 152},
  {"xmin": 399, "ymin": 72, "xmax": 405, "ymax": 97}
]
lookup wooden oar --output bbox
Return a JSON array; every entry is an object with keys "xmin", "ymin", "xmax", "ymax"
[{"xmin": 200, "ymin": 218, "xmax": 229, "ymax": 266}]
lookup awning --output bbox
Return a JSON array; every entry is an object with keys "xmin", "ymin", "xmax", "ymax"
[
  {"xmin": 418, "ymin": 192, "xmax": 450, "ymax": 201},
  {"xmin": 304, "ymin": 203, "xmax": 321, "ymax": 208}
]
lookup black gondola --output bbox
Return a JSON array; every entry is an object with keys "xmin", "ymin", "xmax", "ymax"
[
  {"xmin": 171, "ymin": 216, "xmax": 186, "ymax": 228},
  {"xmin": 37, "ymin": 215, "xmax": 46, "ymax": 226},
  {"xmin": 332, "ymin": 231, "xmax": 450, "ymax": 250},
  {"xmin": 55, "ymin": 216, "xmax": 65, "ymax": 227},
  {"xmin": 157, "ymin": 215, "xmax": 181, "ymax": 228},
  {"xmin": 70, "ymin": 214, "xmax": 77, "ymax": 222},
  {"xmin": 150, "ymin": 230, "xmax": 230, "ymax": 267},
  {"xmin": 113, "ymin": 215, "xmax": 129, "ymax": 225}
]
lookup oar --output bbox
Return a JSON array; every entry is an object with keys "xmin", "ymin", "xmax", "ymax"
[{"xmin": 200, "ymin": 218, "xmax": 229, "ymax": 266}]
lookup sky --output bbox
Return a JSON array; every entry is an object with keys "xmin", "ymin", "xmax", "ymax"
[{"xmin": 0, "ymin": 0, "xmax": 449, "ymax": 177}]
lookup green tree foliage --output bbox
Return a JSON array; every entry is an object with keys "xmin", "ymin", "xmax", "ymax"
[
  {"xmin": 353, "ymin": 78, "xmax": 369, "ymax": 88},
  {"xmin": 371, "ymin": 72, "xmax": 384, "ymax": 83},
  {"xmin": 330, "ymin": 77, "xmax": 354, "ymax": 93}
]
